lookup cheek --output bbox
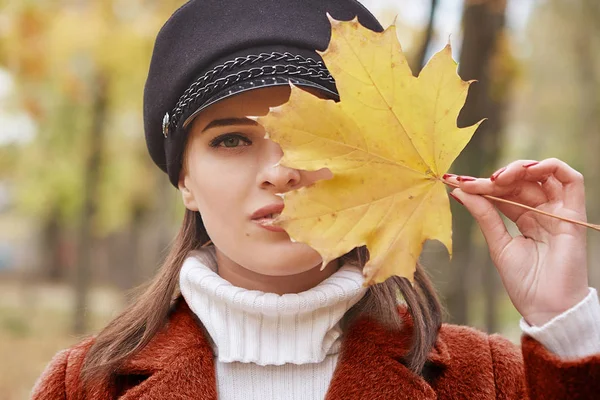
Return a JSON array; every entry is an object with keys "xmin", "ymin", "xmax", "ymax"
[{"xmin": 192, "ymin": 156, "xmax": 256, "ymax": 228}]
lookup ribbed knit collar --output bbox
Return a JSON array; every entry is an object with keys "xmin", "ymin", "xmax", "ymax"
[{"xmin": 179, "ymin": 247, "xmax": 367, "ymax": 366}]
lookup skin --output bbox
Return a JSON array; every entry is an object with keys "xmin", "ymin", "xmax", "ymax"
[
  {"xmin": 179, "ymin": 86, "xmax": 590, "ymax": 326},
  {"xmin": 449, "ymin": 160, "xmax": 589, "ymax": 326},
  {"xmin": 179, "ymin": 86, "xmax": 338, "ymax": 295}
]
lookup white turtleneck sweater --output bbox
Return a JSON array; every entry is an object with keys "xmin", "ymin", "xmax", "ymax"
[{"xmin": 179, "ymin": 247, "xmax": 600, "ymax": 400}]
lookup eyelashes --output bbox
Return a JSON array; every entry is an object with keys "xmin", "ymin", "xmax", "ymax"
[{"xmin": 208, "ymin": 133, "xmax": 253, "ymax": 148}]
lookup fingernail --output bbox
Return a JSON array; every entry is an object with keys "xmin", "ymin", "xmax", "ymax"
[
  {"xmin": 442, "ymin": 173, "xmax": 456, "ymax": 180},
  {"xmin": 457, "ymin": 176, "xmax": 476, "ymax": 182},
  {"xmin": 523, "ymin": 161, "xmax": 539, "ymax": 168},
  {"xmin": 490, "ymin": 166, "xmax": 506, "ymax": 182},
  {"xmin": 449, "ymin": 192, "xmax": 464, "ymax": 205}
]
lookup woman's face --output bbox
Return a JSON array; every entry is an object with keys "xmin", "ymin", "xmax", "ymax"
[{"xmin": 179, "ymin": 86, "xmax": 334, "ymax": 283}]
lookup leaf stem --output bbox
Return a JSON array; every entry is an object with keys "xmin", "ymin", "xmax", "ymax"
[{"xmin": 443, "ymin": 180, "xmax": 600, "ymax": 232}]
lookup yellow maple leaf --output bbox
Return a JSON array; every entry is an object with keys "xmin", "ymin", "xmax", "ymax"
[{"xmin": 257, "ymin": 17, "xmax": 482, "ymax": 285}]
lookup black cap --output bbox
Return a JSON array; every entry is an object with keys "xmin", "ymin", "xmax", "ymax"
[{"xmin": 143, "ymin": 0, "xmax": 383, "ymax": 187}]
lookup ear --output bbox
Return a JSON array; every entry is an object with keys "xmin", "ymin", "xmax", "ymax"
[{"xmin": 178, "ymin": 172, "xmax": 199, "ymax": 211}]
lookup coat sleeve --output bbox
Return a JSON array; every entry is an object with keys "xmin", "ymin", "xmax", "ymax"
[
  {"xmin": 521, "ymin": 334, "xmax": 600, "ymax": 399},
  {"xmin": 488, "ymin": 333, "xmax": 600, "ymax": 400},
  {"xmin": 30, "ymin": 348, "xmax": 70, "ymax": 400}
]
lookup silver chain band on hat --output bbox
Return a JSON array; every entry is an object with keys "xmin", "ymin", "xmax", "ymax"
[{"xmin": 163, "ymin": 52, "xmax": 335, "ymax": 138}]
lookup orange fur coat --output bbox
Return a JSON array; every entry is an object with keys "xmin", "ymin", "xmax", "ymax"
[{"xmin": 32, "ymin": 298, "xmax": 600, "ymax": 399}]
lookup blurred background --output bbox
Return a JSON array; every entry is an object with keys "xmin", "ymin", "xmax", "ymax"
[{"xmin": 0, "ymin": 0, "xmax": 599, "ymax": 397}]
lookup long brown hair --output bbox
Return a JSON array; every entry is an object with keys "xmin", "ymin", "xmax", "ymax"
[{"xmin": 81, "ymin": 209, "xmax": 442, "ymax": 385}]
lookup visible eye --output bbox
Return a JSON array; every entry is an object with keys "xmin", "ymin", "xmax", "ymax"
[{"xmin": 209, "ymin": 133, "xmax": 252, "ymax": 148}]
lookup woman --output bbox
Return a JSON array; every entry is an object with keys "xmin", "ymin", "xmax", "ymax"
[{"xmin": 32, "ymin": 0, "xmax": 600, "ymax": 399}]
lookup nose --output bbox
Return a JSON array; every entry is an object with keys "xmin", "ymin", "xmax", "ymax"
[{"xmin": 258, "ymin": 141, "xmax": 301, "ymax": 192}]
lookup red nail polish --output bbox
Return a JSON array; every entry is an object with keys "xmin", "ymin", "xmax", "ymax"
[
  {"xmin": 523, "ymin": 161, "xmax": 539, "ymax": 168},
  {"xmin": 457, "ymin": 176, "xmax": 476, "ymax": 182},
  {"xmin": 442, "ymin": 173, "xmax": 456, "ymax": 180},
  {"xmin": 449, "ymin": 192, "xmax": 464, "ymax": 205},
  {"xmin": 490, "ymin": 166, "xmax": 506, "ymax": 182}
]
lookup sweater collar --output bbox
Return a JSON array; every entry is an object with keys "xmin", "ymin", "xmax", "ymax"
[{"xmin": 179, "ymin": 247, "xmax": 368, "ymax": 365}]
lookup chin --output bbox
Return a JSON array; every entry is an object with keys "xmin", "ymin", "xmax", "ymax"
[{"xmin": 245, "ymin": 240, "xmax": 324, "ymax": 277}]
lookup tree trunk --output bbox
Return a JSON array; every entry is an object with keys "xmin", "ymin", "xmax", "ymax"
[
  {"xmin": 410, "ymin": 0, "xmax": 439, "ymax": 75},
  {"xmin": 41, "ymin": 207, "xmax": 63, "ymax": 281},
  {"xmin": 73, "ymin": 73, "xmax": 108, "ymax": 334},
  {"xmin": 120, "ymin": 204, "xmax": 145, "ymax": 291},
  {"xmin": 438, "ymin": 0, "xmax": 507, "ymax": 326}
]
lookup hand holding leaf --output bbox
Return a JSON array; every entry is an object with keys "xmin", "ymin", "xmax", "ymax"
[{"xmin": 448, "ymin": 160, "xmax": 590, "ymax": 326}]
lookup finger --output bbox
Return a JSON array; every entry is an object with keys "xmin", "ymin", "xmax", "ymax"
[
  {"xmin": 445, "ymin": 174, "xmax": 511, "ymax": 195},
  {"xmin": 445, "ymin": 174, "xmax": 549, "ymax": 212},
  {"xmin": 538, "ymin": 175, "xmax": 563, "ymax": 202},
  {"xmin": 451, "ymin": 159, "xmax": 565, "ymax": 205},
  {"xmin": 487, "ymin": 158, "xmax": 584, "ymax": 206},
  {"xmin": 489, "ymin": 160, "xmax": 562, "ymax": 202},
  {"xmin": 451, "ymin": 189, "xmax": 512, "ymax": 261},
  {"xmin": 486, "ymin": 159, "xmax": 539, "ymax": 188},
  {"xmin": 518, "ymin": 158, "xmax": 585, "ymax": 211},
  {"xmin": 492, "ymin": 181, "xmax": 549, "ymax": 222}
]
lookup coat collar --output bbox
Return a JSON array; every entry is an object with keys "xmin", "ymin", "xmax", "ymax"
[
  {"xmin": 327, "ymin": 309, "xmax": 450, "ymax": 399},
  {"xmin": 106, "ymin": 297, "xmax": 450, "ymax": 400}
]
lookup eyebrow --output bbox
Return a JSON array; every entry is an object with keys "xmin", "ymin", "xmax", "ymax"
[{"xmin": 202, "ymin": 117, "xmax": 259, "ymax": 132}]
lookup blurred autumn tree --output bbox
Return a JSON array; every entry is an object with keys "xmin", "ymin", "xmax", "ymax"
[
  {"xmin": 449, "ymin": 0, "xmax": 512, "ymax": 331},
  {"xmin": 506, "ymin": 0, "xmax": 600, "ymax": 288},
  {"xmin": 437, "ymin": 0, "xmax": 600, "ymax": 331},
  {"xmin": 0, "ymin": 0, "xmax": 186, "ymax": 332},
  {"xmin": 375, "ymin": 0, "xmax": 439, "ymax": 76},
  {"xmin": 420, "ymin": 0, "xmax": 518, "ymax": 332}
]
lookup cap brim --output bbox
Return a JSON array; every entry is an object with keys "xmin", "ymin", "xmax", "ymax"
[{"xmin": 181, "ymin": 75, "xmax": 339, "ymax": 130}]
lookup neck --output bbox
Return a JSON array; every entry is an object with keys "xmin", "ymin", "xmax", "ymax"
[{"xmin": 215, "ymin": 250, "xmax": 340, "ymax": 295}]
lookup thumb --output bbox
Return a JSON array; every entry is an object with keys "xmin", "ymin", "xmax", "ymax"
[{"xmin": 451, "ymin": 189, "xmax": 512, "ymax": 260}]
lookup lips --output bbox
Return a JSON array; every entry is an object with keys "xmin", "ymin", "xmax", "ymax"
[
  {"xmin": 251, "ymin": 203, "xmax": 285, "ymax": 232},
  {"xmin": 251, "ymin": 203, "xmax": 284, "ymax": 220}
]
